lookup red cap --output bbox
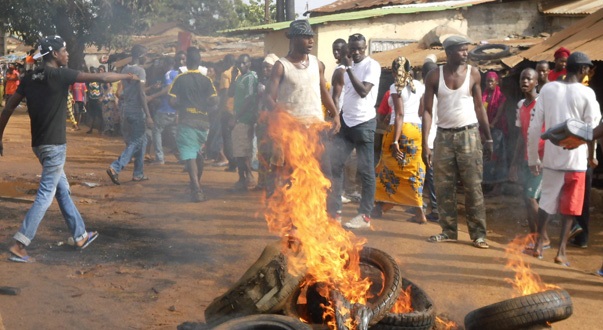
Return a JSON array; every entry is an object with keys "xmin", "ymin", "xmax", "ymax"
[{"xmin": 554, "ymin": 47, "xmax": 571, "ymax": 59}]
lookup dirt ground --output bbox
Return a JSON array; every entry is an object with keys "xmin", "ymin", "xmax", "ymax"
[{"xmin": 1, "ymin": 110, "xmax": 602, "ymax": 330}]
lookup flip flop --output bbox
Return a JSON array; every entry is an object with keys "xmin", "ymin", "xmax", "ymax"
[
  {"xmin": 554, "ymin": 258, "xmax": 570, "ymax": 267},
  {"xmin": 76, "ymin": 231, "xmax": 99, "ymax": 250},
  {"xmin": 106, "ymin": 168, "xmax": 120, "ymax": 185},
  {"xmin": 132, "ymin": 176, "xmax": 149, "ymax": 182},
  {"xmin": 596, "ymin": 269, "xmax": 603, "ymax": 277},
  {"xmin": 8, "ymin": 254, "xmax": 33, "ymax": 263}
]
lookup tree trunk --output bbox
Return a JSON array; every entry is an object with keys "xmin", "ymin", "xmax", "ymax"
[
  {"xmin": 276, "ymin": 0, "xmax": 285, "ymax": 22},
  {"xmin": 265, "ymin": 0, "xmax": 271, "ymax": 23}
]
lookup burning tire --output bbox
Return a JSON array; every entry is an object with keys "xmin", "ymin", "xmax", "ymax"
[
  {"xmin": 371, "ymin": 278, "xmax": 436, "ymax": 330},
  {"xmin": 283, "ymin": 246, "xmax": 402, "ymax": 326},
  {"xmin": 212, "ymin": 314, "xmax": 312, "ymax": 330},
  {"xmin": 464, "ymin": 289, "xmax": 573, "ymax": 330},
  {"xmin": 204, "ymin": 241, "xmax": 305, "ymax": 327}
]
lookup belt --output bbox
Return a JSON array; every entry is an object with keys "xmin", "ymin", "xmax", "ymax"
[{"xmin": 438, "ymin": 123, "xmax": 478, "ymax": 132}]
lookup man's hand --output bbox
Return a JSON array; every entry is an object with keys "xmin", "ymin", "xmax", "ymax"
[
  {"xmin": 508, "ymin": 165, "xmax": 518, "ymax": 182},
  {"xmin": 330, "ymin": 115, "xmax": 341, "ymax": 135},
  {"xmin": 339, "ymin": 55, "xmax": 352, "ymax": 68},
  {"xmin": 588, "ymin": 157, "xmax": 598, "ymax": 169},
  {"xmin": 529, "ymin": 164, "xmax": 541, "ymax": 176},
  {"xmin": 146, "ymin": 117, "xmax": 154, "ymax": 129},
  {"xmin": 422, "ymin": 148, "xmax": 432, "ymax": 168},
  {"xmin": 483, "ymin": 141, "xmax": 493, "ymax": 161}
]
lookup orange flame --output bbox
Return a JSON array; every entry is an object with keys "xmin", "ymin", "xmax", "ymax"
[
  {"xmin": 435, "ymin": 316, "xmax": 459, "ymax": 330},
  {"xmin": 390, "ymin": 285, "xmax": 413, "ymax": 313},
  {"xmin": 504, "ymin": 234, "xmax": 559, "ymax": 297},
  {"xmin": 263, "ymin": 110, "xmax": 371, "ymax": 327}
]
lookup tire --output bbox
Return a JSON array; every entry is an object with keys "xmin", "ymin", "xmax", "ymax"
[
  {"xmin": 370, "ymin": 278, "xmax": 435, "ymax": 330},
  {"xmin": 283, "ymin": 246, "xmax": 402, "ymax": 326},
  {"xmin": 213, "ymin": 314, "xmax": 312, "ymax": 330},
  {"xmin": 468, "ymin": 44, "xmax": 511, "ymax": 61},
  {"xmin": 464, "ymin": 289, "xmax": 573, "ymax": 330},
  {"xmin": 205, "ymin": 241, "xmax": 306, "ymax": 327}
]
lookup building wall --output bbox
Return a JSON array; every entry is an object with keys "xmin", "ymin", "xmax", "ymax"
[
  {"xmin": 464, "ymin": 0, "xmax": 546, "ymax": 40},
  {"xmin": 264, "ymin": 30, "xmax": 297, "ymax": 59},
  {"xmin": 545, "ymin": 16, "xmax": 584, "ymax": 33}
]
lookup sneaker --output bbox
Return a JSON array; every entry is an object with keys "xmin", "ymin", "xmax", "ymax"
[
  {"xmin": 344, "ymin": 214, "xmax": 371, "ymax": 229},
  {"xmin": 426, "ymin": 212, "xmax": 439, "ymax": 222},
  {"xmin": 569, "ymin": 238, "xmax": 588, "ymax": 249},
  {"xmin": 341, "ymin": 195, "xmax": 352, "ymax": 204},
  {"xmin": 473, "ymin": 237, "xmax": 490, "ymax": 249},
  {"xmin": 345, "ymin": 192, "xmax": 361, "ymax": 203},
  {"xmin": 568, "ymin": 224, "xmax": 583, "ymax": 241}
]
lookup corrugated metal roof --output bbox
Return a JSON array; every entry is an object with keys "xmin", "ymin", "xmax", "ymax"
[
  {"xmin": 540, "ymin": 0, "xmax": 603, "ymax": 16},
  {"xmin": 503, "ymin": 8, "xmax": 603, "ymax": 66},
  {"xmin": 222, "ymin": 0, "xmax": 494, "ymax": 35},
  {"xmin": 308, "ymin": 0, "xmax": 435, "ymax": 14}
]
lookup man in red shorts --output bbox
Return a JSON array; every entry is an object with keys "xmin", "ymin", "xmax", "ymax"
[{"xmin": 527, "ymin": 52, "xmax": 601, "ymax": 266}]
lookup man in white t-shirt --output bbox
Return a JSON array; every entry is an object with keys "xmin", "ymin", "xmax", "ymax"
[
  {"xmin": 329, "ymin": 33, "xmax": 381, "ymax": 229},
  {"xmin": 527, "ymin": 52, "xmax": 601, "ymax": 266}
]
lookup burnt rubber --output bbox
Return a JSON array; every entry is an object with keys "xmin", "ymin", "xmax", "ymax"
[
  {"xmin": 371, "ymin": 278, "xmax": 436, "ymax": 330},
  {"xmin": 468, "ymin": 44, "xmax": 511, "ymax": 61},
  {"xmin": 284, "ymin": 246, "xmax": 402, "ymax": 326},
  {"xmin": 464, "ymin": 289, "xmax": 573, "ymax": 330},
  {"xmin": 204, "ymin": 241, "xmax": 305, "ymax": 327},
  {"xmin": 212, "ymin": 314, "xmax": 312, "ymax": 330}
]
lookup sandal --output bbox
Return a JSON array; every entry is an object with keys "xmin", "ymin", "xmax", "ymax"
[
  {"xmin": 76, "ymin": 231, "xmax": 99, "ymax": 250},
  {"xmin": 106, "ymin": 168, "xmax": 120, "ymax": 185},
  {"xmin": 132, "ymin": 176, "xmax": 149, "ymax": 182},
  {"xmin": 473, "ymin": 238, "xmax": 490, "ymax": 249},
  {"xmin": 427, "ymin": 233, "xmax": 457, "ymax": 243}
]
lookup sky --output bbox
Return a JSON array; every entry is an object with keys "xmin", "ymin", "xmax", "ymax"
[{"xmin": 296, "ymin": 0, "xmax": 338, "ymax": 16}]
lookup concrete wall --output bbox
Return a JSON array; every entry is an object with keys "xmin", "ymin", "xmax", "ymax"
[
  {"xmin": 464, "ymin": 0, "xmax": 546, "ymax": 40},
  {"xmin": 264, "ymin": 30, "xmax": 296, "ymax": 59},
  {"xmin": 545, "ymin": 16, "xmax": 584, "ymax": 33}
]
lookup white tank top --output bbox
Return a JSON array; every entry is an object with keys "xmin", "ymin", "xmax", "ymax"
[
  {"xmin": 277, "ymin": 55, "xmax": 323, "ymax": 123},
  {"xmin": 436, "ymin": 65, "xmax": 478, "ymax": 128}
]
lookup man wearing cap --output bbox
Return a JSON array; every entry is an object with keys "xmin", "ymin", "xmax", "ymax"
[
  {"xmin": 528, "ymin": 51, "xmax": 601, "ymax": 266},
  {"xmin": 331, "ymin": 32, "xmax": 381, "ymax": 229},
  {"xmin": 106, "ymin": 44, "xmax": 154, "ymax": 185},
  {"xmin": 422, "ymin": 35, "xmax": 494, "ymax": 249},
  {"xmin": 0, "ymin": 35, "xmax": 138, "ymax": 262},
  {"xmin": 548, "ymin": 47, "xmax": 570, "ymax": 82},
  {"xmin": 265, "ymin": 19, "xmax": 340, "ymax": 197}
]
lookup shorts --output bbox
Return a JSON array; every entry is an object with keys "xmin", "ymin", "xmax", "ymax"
[
  {"xmin": 176, "ymin": 124, "xmax": 208, "ymax": 161},
  {"xmin": 539, "ymin": 168, "xmax": 585, "ymax": 216},
  {"xmin": 520, "ymin": 162, "xmax": 542, "ymax": 199},
  {"xmin": 232, "ymin": 122, "xmax": 254, "ymax": 158}
]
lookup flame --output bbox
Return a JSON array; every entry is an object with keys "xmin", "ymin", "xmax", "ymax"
[
  {"xmin": 504, "ymin": 234, "xmax": 559, "ymax": 297},
  {"xmin": 435, "ymin": 316, "xmax": 459, "ymax": 330},
  {"xmin": 263, "ymin": 110, "xmax": 371, "ymax": 328},
  {"xmin": 390, "ymin": 285, "xmax": 413, "ymax": 313}
]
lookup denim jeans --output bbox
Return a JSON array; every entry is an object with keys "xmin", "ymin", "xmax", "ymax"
[
  {"xmin": 14, "ymin": 144, "xmax": 87, "ymax": 246},
  {"xmin": 423, "ymin": 148, "xmax": 438, "ymax": 212},
  {"xmin": 329, "ymin": 117, "xmax": 376, "ymax": 216},
  {"xmin": 153, "ymin": 112, "xmax": 177, "ymax": 162},
  {"xmin": 111, "ymin": 112, "xmax": 147, "ymax": 178}
]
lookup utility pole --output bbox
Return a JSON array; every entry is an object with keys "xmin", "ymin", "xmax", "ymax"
[
  {"xmin": 265, "ymin": 0, "xmax": 270, "ymax": 23},
  {"xmin": 285, "ymin": 0, "xmax": 295, "ymax": 21}
]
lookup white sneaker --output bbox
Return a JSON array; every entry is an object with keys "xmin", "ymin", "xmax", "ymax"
[
  {"xmin": 344, "ymin": 214, "xmax": 371, "ymax": 229},
  {"xmin": 341, "ymin": 195, "xmax": 352, "ymax": 204}
]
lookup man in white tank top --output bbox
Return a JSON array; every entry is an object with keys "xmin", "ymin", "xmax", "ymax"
[
  {"xmin": 422, "ymin": 35, "xmax": 494, "ymax": 249},
  {"xmin": 265, "ymin": 19, "xmax": 340, "ymax": 210}
]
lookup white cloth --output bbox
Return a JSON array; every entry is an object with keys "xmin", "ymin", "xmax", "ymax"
[
  {"xmin": 342, "ymin": 56, "xmax": 381, "ymax": 127},
  {"xmin": 527, "ymin": 81, "xmax": 601, "ymax": 171},
  {"xmin": 435, "ymin": 65, "xmax": 477, "ymax": 129},
  {"xmin": 276, "ymin": 55, "xmax": 323, "ymax": 124},
  {"xmin": 388, "ymin": 80, "xmax": 424, "ymax": 125}
]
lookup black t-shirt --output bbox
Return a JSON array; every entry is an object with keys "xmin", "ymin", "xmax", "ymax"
[
  {"xmin": 168, "ymin": 70, "xmax": 216, "ymax": 129},
  {"xmin": 17, "ymin": 65, "xmax": 79, "ymax": 147}
]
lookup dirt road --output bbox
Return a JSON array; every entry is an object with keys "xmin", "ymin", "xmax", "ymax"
[{"xmin": 1, "ymin": 110, "xmax": 602, "ymax": 329}]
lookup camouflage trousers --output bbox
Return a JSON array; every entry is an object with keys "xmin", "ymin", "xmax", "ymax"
[{"xmin": 433, "ymin": 126, "xmax": 487, "ymax": 240}]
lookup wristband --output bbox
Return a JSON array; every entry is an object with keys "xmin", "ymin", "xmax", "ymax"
[
  {"xmin": 392, "ymin": 141, "xmax": 399, "ymax": 145},
  {"xmin": 485, "ymin": 140, "xmax": 493, "ymax": 143}
]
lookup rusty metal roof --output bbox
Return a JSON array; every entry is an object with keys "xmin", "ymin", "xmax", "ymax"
[
  {"xmin": 307, "ymin": 0, "xmax": 494, "ymax": 15},
  {"xmin": 540, "ymin": 0, "xmax": 603, "ymax": 16},
  {"xmin": 503, "ymin": 8, "xmax": 603, "ymax": 67}
]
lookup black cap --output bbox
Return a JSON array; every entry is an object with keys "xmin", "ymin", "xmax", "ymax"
[
  {"xmin": 33, "ymin": 35, "xmax": 66, "ymax": 60},
  {"xmin": 567, "ymin": 51, "xmax": 593, "ymax": 67},
  {"xmin": 442, "ymin": 35, "xmax": 471, "ymax": 50},
  {"xmin": 287, "ymin": 20, "xmax": 314, "ymax": 38}
]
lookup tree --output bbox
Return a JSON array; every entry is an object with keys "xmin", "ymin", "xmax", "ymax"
[{"xmin": 0, "ymin": 0, "xmax": 156, "ymax": 69}]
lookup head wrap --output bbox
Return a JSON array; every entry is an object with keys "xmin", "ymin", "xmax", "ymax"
[
  {"xmin": 393, "ymin": 56, "xmax": 415, "ymax": 94},
  {"xmin": 485, "ymin": 71, "xmax": 499, "ymax": 81},
  {"xmin": 263, "ymin": 53, "xmax": 279, "ymax": 66},
  {"xmin": 554, "ymin": 47, "xmax": 570, "ymax": 59}
]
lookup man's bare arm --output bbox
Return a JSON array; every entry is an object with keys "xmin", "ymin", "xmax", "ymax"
[
  {"xmin": 265, "ymin": 61, "xmax": 284, "ymax": 111},
  {"xmin": 331, "ymin": 68, "xmax": 344, "ymax": 111},
  {"xmin": 76, "ymin": 71, "xmax": 136, "ymax": 84},
  {"xmin": 345, "ymin": 67, "xmax": 373, "ymax": 98}
]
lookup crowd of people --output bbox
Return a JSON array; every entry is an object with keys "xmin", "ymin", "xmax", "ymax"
[{"xmin": 0, "ymin": 20, "xmax": 602, "ymax": 276}]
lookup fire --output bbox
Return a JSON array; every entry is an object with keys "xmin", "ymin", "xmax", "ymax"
[
  {"xmin": 504, "ymin": 234, "xmax": 559, "ymax": 297},
  {"xmin": 390, "ymin": 285, "xmax": 413, "ymax": 313},
  {"xmin": 435, "ymin": 316, "xmax": 459, "ymax": 330},
  {"xmin": 263, "ymin": 110, "xmax": 371, "ymax": 327}
]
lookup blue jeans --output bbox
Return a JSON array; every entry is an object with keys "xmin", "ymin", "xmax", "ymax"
[
  {"xmin": 329, "ymin": 117, "xmax": 376, "ymax": 216},
  {"xmin": 153, "ymin": 112, "xmax": 177, "ymax": 162},
  {"xmin": 423, "ymin": 148, "xmax": 438, "ymax": 212},
  {"xmin": 14, "ymin": 144, "xmax": 87, "ymax": 246},
  {"xmin": 111, "ymin": 113, "xmax": 147, "ymax": 178}
]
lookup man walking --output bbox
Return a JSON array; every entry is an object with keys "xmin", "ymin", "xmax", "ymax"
[
  {"xmin": 528, "ymin": 52, "xmax": 601, "ymax": 266},
  {"xmin": 0, "ymin": 35, "xmax": 137, "ymax": 262},
  {"xmin": 168, "ymin": 47, "xmax": 218, "ymax": 202},
  {"xmin": 422, "ymin": 35, "xmax": 493, "ymax": 248},
  {"xmin": 329, "ymin": 33, "xmax": 381, "ymax": 229},
  {"xmin": 106, "ymin": 44, "xmax": 154, "ymax": 185}
]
